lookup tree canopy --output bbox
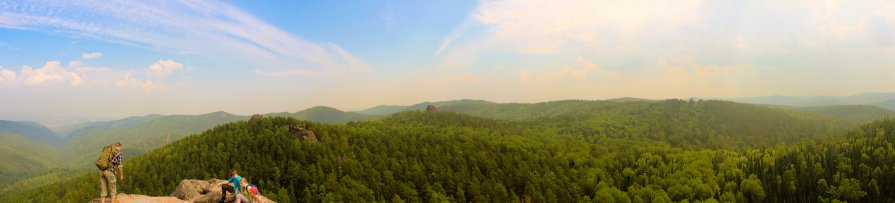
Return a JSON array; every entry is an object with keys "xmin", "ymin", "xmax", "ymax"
[{"xmin": 3, "ymin": 100, "xmax": 894, "ymax": 202}]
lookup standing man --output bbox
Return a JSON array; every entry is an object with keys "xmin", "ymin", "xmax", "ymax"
[{"xmin": 98, "ymin": 141, "xmax": 125, "ymax": 203}]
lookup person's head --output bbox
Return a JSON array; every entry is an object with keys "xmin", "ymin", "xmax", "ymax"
[
  {"xmin": 114, "ymin": 141, "xmax": 122, "ymax": 152},
  {"xmin": 230, "ymin": 169, "xmax": 238, "ymax": 177},
  {"xmin": 247, "ymin": 185, "xmax": 259, "ymax": 195}
]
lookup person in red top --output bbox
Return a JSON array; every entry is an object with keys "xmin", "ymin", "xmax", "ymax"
[{"xmin": 236, "ymin": 185, "xmax": 261, "ymax": 203}]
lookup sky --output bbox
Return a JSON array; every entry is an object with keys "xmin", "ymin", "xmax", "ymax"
[{"xmin": 1, "ymin": 0, "xmax": 894, "ymax": 122}]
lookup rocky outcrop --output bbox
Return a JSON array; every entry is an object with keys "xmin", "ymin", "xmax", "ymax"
[
  {"xmin": 90, "ymin": 179, "xmax": 275, "ymax": 203},
  {"xmin": 288, "ymin": 125, "xmax": 317, "ymax": 143},
  {"xmin": 170, "ymin": 179, "xmax": 226, "ymax": 201},
  {"xmin": 426, "ymin": 104, "xmax": 437, "ymax": 112},
  {"xmin": 250, "ymin": 114, "xmax": 264, "ymax": 121}
]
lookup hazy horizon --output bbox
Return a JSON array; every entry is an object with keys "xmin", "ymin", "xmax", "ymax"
[{"xmin": 2, "ymin": 1, "xmax": 894, "ymax": 120}]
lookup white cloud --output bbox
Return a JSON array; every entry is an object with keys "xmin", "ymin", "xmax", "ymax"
[
  {"xmin": 0, "ymin": 59, "xmax": 173, "ymax": 92},
  {"xmin": 82, "ymin": 52, "xmax": 103, "ymax": 59},
  {"xmin": 430, "ymin": 0, "xmax": 895, "ymax": 98},
  {"xmin": 148, "ymin": 59, "xmax": 183, "ymax": 76},
  {"xmin": 467, "ymin": 0, "xmax": 701, "ymax": 54},
  {"xmin": 115, "ymin": 73, "xmax": 156, "ymax": 92},
  {"xmin": 67, "ymin": 72, "xmax": 83, "ymax": 86},
  {"xmin": 0, "ymin": 66, "xmax": 18, "ymax": 86},
  {"xmin": 20, "ymin": 61, "xmax": 72, "ymax": 86},
  {"xmin": 0, "ymin": 0, "xmax": 368, "ymax": 77},
  {"xmin": 441, "ymin": 0, "xmax": 895, "ymax": 61}
]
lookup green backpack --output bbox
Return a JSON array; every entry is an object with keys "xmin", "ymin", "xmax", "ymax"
[{"xmin": 95, "ymin": 145, "xmax": 115, "ymax": 170}]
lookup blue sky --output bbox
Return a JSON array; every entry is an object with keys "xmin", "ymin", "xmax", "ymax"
[{"xmin": 1, "ymin": 0, "xmax": 894, "ymax": 122}]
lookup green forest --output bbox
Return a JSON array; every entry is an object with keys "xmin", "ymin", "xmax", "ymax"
[{"xmin": 3, "ymin": 100, "xmax": 895, "ymax": 202}]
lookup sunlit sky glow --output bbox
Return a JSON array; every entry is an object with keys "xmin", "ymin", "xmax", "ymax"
[{"xmin": 1, "ymin": 0, "xmax": 894, "ymax": 120}]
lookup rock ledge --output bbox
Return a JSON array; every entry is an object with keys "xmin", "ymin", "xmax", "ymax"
[{"xmin": 90, "ymin": 179, "xmax": 275, "ymax": 203}]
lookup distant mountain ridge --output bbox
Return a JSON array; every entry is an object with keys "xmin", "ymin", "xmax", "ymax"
[
  {"xmin": 266, "ymin": 106, "xmax": 379, "ymax": 123},
  {"xmin": 355, "ymin": 98, "xmax": 660, "ymax": 117},
  {"xmin": 795, "ymin": 105, "xmax": 895, "ymax": 124},
  {"xmin": 10, "ymin": 106, "xmax": 381, "ymax": 170},
  {"xmin": 355, "ymin": 105, "xmax": 408, "ymax": 116},
  {"xmin": 732, "ymin": 92, "xmax": 895, "ymax": 110},
  {"xmin": 0, "ymin": 120, "xmax": 62, "ymax": 145}
]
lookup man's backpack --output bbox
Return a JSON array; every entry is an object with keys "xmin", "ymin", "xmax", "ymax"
[{"xmin": 95, "ymin": 145, "xmax": 114, "ymax": 170}]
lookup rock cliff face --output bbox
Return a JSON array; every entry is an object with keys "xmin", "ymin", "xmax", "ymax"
[
  {"xmin": 90, "ymin": 179, "xmax": 275, "ymax": 203},
  {"xmin": 288, "ymin": 125, "xmax": 317, "ymax": 142},
  {"xmin": 425, "ymin": 104, "xmax": 437, "ymax": 112}
]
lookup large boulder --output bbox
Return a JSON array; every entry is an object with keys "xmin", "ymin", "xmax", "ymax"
[
  {"xmin": 170, "ymin": 179, "xmax": 217, "ymax": 201},
  {"xmin": 170, "ymin": 179, "xmax": 274, "ymax": 203}
]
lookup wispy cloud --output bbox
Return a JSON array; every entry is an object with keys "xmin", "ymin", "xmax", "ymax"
[
  {"xmin": 0, "ymin": 0, "xmax": 368, "ymax": 77},
  {"xmin": 82, "ymin": 52, "xmax": 103, "ymax": 59},
  {"xmin": 436, "ymin": 19, "xmax": 473, "ymax": 55}
]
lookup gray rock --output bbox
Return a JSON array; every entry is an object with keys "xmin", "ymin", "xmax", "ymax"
[
  {"xmin": 426, "ymin": 104, "xmax": 437, "ymax": 112},
  {"xmin": 89, "ymin": 179, "xmax": 275, "ymax": 203}
]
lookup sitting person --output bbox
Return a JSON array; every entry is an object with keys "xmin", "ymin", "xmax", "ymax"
[
  {"xmin": 221, "ymin": 169, "xmax": 244, "ymax": 202},
  {"xmin": 236, "ymin": 185, "xmax": 261, "ymax": 203}
]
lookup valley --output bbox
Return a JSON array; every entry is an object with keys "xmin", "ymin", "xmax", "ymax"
[{"xmin": 2, "ymin": 98, "xmax": 895, "ymax": 202}]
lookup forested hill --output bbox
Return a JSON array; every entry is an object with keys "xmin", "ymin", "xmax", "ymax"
[
  {"xmin": 417, "ymin": 99, "xmax": 846, "ymax": 149},
  {"xmin": 60, "ymin": 107, "xmax": 379, "ymax": 169},
  {"xmin": 61, "ymin": 111, "xmax": 247, "ymax": 168},
  {"xmin": 0, "ymin": 132, "xmax": 58, "ymax": 186},
  {"xmin": 7, "ymin": 111, "xmax": 895, "ymax": 202},
  {"xmin": 733, "ymin": 92, "xmax": 895, "ymax": 110},
  {"xmin": 0, "ymin": 120, "xmax": 61, "ymax": 145},
  {"xmin": 795, "ymin": 105, "xmax": 895, "ymax": 124},
  {"xmin": 0, "ymin": 121, "xmax": 62, "ymax": 185},
  {"xmin": 362, "ymin": 98, "xmax": 852, "ymax": 149},
  {"xmin": 541, "ymin": 99, "xmax": 847, "ymax": 149}
]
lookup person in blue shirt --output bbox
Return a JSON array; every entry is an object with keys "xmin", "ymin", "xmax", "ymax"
[{"xmin": 221, "ymin": 169, "xmax": 243, "ymax": 202}]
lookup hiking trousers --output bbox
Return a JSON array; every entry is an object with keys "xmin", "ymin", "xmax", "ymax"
[
  {"xmin": 99, "ymin": 170, "xmax": 117, "ymax": 197},
  {"xmin": 222, "ymin": 184, "xmax": 239, "ymax": 199}
]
